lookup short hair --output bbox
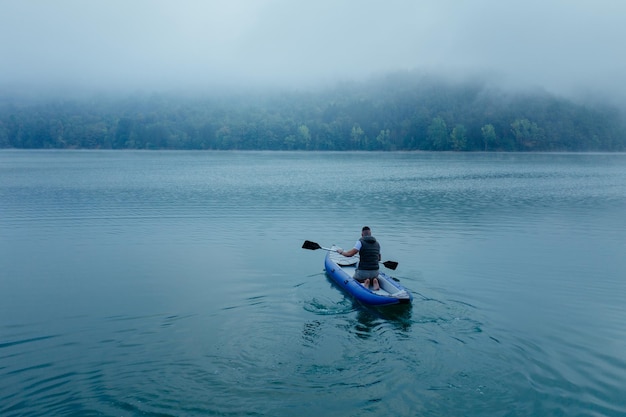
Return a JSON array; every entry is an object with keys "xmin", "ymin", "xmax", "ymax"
[{"xmin": 361, "ymin": 226, "xmax": 371, "ymax": 235}]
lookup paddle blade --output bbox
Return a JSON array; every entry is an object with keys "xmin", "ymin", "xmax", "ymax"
[
  {"xmin": 302, "ymin": 240, "xmax": 322, "ymax": 250},
  {"xmin": 382, "ymin": 260, "xmax": 398, "ymax": 270}
]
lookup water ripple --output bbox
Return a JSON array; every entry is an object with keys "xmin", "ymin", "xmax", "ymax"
[{"xmin": 2, "ymin": 151, "xmax": 626, "ymax": 417}]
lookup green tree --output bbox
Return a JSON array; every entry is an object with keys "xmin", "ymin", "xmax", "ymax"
[
  {"xmin": 428, "ymin": 117, "xmax": 449, "ymax": 150},
  {"xmin": 481, "ymin": 124, "xmax": 497, "ymax": 151},
  {"xmin": 283, "ymin": 134, "xmax": 297, "ymax": 149},
  {"xmin": 511, "ymin": 118, "xmax": 543, "ymax": 150},
  {"xmin": 375, "ymin": 129, "xmax": 391, "ymax": 150},
  {"xmin": 297, "ymin": 124, "xmax": 311, "ymax": 149},
  {"xmin": 450, "ymin": 124, "xmax": 467, "ymax": 151},
  {"xmin": 114, "ymin": 118, "xmax": 134, "ymax": 149},
  {"xmin": 350, "ymin": 124, "xmax": 365, "ymax": 149}
]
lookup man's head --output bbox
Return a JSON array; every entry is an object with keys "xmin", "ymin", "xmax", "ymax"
[{"xmin": 361, "ymin": 226, "xmax": 371, "ymax": 236}]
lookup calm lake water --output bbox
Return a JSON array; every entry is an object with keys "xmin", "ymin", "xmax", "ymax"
[{"xmin": 1, "ymin": 150, "xmax": 625, "ymax": 416}]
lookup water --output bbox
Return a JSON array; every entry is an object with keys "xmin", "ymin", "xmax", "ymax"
[{"xmin": 1, "ymin": 150, "xmax": 625, "ymax": 416}]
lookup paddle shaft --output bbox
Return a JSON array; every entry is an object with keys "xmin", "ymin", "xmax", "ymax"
[{"xmin": 301, "ymin": 240, "xmax": 398, "ymax": 270}]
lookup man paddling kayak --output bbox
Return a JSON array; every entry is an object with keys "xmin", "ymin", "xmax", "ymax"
[{"xmin": 337, "ymin": 226, "xmax": 381, "ymax": 291}]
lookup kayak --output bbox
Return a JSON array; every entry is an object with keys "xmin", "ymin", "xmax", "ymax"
[{"xmin": 324, "ymin": 245, "xmax": 412, "ymax": 306}]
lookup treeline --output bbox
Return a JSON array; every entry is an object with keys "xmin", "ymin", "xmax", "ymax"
[{"xmin": 1, "ymin": 73, "xmax": 625, "ymax": 151}]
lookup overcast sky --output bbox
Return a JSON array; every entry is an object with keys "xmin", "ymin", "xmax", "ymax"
[{"xmin": 1, "ymin": 0, "xmax": 625, "ymax": 101}]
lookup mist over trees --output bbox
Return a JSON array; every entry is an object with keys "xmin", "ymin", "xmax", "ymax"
[{"xmin": 1, "ymin": 73, "xmax": 624, "ymax": 151}]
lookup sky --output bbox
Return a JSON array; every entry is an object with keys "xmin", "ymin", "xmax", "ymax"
[{"xmin": 1, "ymin": 0, "xmax": 625, "ymax": 102}]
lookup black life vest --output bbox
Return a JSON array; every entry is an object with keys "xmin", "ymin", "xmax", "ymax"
[{"xmin": 358, "ymin": 236, "xmax": 380, "ymax": 270}]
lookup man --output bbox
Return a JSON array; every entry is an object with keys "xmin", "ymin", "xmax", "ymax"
[{"xmin": 338, "ymin": 226, "xmax": 381, "ymax": 291}]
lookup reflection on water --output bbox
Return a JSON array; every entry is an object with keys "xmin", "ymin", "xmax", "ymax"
[
  {"xmin": 1, "ymin": 150, "xmax": 626, "ymax": 416},
  {"xmin": 352, "ymin": 305, "xmax": 413, "ymax": 338}
]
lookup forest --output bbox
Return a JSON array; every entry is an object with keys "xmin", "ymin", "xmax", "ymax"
[{"xmin": 1, "ymin": 72, "xmax": 625, "ymax": 151}]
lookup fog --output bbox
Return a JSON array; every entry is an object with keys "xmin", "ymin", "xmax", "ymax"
[{"xmin": 1, "ymin": 0, "xmax": 625, "ymax": 102}]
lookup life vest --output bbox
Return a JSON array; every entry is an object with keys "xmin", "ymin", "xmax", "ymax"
[{"xmin": 358, "ymin": 236, "xmax": 380, "ymax": 270}]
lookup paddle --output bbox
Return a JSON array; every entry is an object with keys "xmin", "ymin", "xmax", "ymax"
[{"xmin": 301, "ymin": 240, "xmax": 399, "ymax": 270}]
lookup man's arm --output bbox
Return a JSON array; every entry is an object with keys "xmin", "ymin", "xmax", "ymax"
[{"xmin": 338, "ymin": 248, "xmax": 358, "ymax": 257}]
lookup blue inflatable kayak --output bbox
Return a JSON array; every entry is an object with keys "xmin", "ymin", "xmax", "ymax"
[{"xmin": 324, "ymin": 245, "xmax": 412, "ymax": 306}]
